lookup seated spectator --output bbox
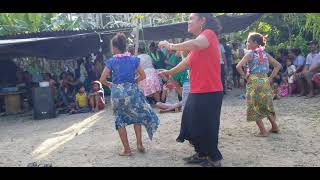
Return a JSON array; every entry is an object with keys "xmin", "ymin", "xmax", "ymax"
[
  {"xmin": 42, "ymin": 73, "xmax": 56, "ymax": 98},
  {"xmin": 58, "ymin": 72, "xmax": 75, "ymax": 108},
  {"xmin": 312, "ymin": 73, "xmax": 320, "ymax": 88},
  {"xmin": 278, "ymin": 75, "xmax": 289, "ymax": 97},
  {"xmin": 88, "ymin": 81, "xmax": 105, "ymax": 112},
  {"xmin": 295, "ymin": 41, "xmax": 319, "ymax": 98},
  {"xmin": 289, "ymin": 48, "xmax": 306, "ymax": 73},
  {"xmin": 155, "ymin": 101, "xmax": 182, "ymax": 113},
  {"xmin": 289, "ymin": 48, "xmax": 306, "ymax": 96},
  {"xmin": 149, "ymin": 42, "xmax": 166, "ymax": 69},
  {"xmin": 310, "ymin": 55, "xmax": 320, "ymax": 91},
  {"xmin": 69, "ymin": 85, "xmax": 91, "ymax": 114},
  {"xmin": 277, "ymin": 48, "xmax": 289, "ymax": 75},
  {"xmin": 165, "ymin": 50, "xmax": 183, "ymax": 100},
  {"xmin": 66, "ymin": 72, "xmax": 81, "ymax": 92},
  {"xmin": 268, "ymin": 65, "xmax": 281, "ymax": 99}
]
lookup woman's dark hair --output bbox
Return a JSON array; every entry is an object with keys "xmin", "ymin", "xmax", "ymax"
[
  {"xmin": 94, "ymin": 53, "xmax": 104, "ymax": 64},
  {"xmin": 59, "ymin": 72, "xmax": 67, "ymax": 80},
  {"xmin": 232, "ymin": 42, "xmax": 238, "ymax": 49},
  {"xmin": 278, "ymin": 48, "xmax": 288, "ymax": 56},
  {"xmin": 149, "ymin": 42, "xmax": 156, "ymax": 48},
  {"xmin": 67, "ymin": 72, "xmax": 74, "ymax": 78},
  {"xmin": 138, "ymin": 46, "xmax": 146, "ymax": 54},
  {"xmin": 77, "ymin": 58, "xmax": 84, "ymax": 66},
  {"xmin": 195, "ymin": 13, "xmax": 222, "ymax": 34},
  {"xmin": 308, "ymin": 40, "xmax": 318, "ymax": 46},
  {"xmin": 289, "ymin": 48, "xmax": 301, "ymax": 56},
  {"xmin": 111, "ymin": 33, "xmax": 127, "ymax": 53},
  {"xmin": 248, "ymin": 32, "xmax": 265, "ymax": 46}
]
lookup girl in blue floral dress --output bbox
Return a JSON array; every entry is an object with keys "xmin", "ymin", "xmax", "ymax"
[{"xmin": 99, "ymin": 33, "xmax": 159, "ymax": 156}]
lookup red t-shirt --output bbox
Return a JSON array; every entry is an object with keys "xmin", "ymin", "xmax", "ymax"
[{"xmin": 187, "ymin": 29, "xmax": 223, "ymax": 93}]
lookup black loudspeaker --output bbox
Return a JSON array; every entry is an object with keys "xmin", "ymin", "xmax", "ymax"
[{"xmin": 32, "ymin": 87, "xmax": 56, "ymax": 120}]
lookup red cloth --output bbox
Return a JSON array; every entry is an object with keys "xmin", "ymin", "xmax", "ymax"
[
  {"xmin": 312, "ymin": 73, "xmax": 320, "ymax": 85},
  {"xmin": 187, "ymin": 29, "xmax": 223, "ymax": 93}
]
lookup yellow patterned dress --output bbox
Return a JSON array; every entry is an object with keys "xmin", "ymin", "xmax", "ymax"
[{"xmin": 246, "ymin": 50, "xmax": 275, "ymax": 122}]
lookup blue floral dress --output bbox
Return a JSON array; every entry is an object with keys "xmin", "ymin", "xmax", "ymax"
[{"xmin": 105, "ymin": 53, "xmax": 159, "ymax": 140}]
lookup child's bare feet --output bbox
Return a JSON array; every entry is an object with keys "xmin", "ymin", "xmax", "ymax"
[
  {"xmin": 254, "ymin": 132, "xmax": 269, "ymax": 137},
  {"xmin": 269, "ymin": 128, "xmax": 280, "ymax": 133},
  {"xmin": 119, "ymin": 150, "xmax": 132, "ymax": 156},
  {"xmin": 137, "ymin": 144, "xmax": 145, "ymax": 153}
]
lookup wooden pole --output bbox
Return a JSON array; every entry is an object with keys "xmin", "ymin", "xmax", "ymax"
[{"xmin": 134, "ymin": 18, "xmax": 140, "ymax": 56}]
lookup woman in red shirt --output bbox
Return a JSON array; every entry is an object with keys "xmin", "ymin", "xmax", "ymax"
[{"xmin": 159, "ymin": 13, "xmax": 223, "ymax": 167}]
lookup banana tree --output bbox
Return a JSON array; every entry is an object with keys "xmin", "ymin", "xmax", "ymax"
[{"xmin": 0, "ymin": 13, "xmax": 59, "ymax": 35}]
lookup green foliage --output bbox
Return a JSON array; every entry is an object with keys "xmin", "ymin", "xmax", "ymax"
[
  {"xmin": 257, "ymin": 22, "xmax": 272, "ymax": 34},
  {"xmin": 0, "ymin": 13, "xmax": 97, "ymax": 36}
]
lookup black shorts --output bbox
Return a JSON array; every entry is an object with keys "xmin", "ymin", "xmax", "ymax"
[{"xmin": 232, "ymin": 64, "xmax": 240, "ymax": 78}]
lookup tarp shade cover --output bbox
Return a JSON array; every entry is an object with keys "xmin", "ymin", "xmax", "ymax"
[{"xmin": 139, "ymin": 13, "xmax": 263, "ymax": 40}]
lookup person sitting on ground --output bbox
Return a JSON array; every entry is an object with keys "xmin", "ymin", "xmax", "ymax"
[
  {"xmin": 42, "ymin": 73, "xmax": 56, "ymax": 98},
  {"xmin": 295, "ymin": 41, "xmax": 319, "ymax": 98},
  {"xmin": 278, "ymin": 75, "xmax": 289, "ymax": 97},
  {"xmin": 268, "ymin": 66, "xmax": 281, "ymax": 100},
  {"xmin": 309, "ymin": 56, "xmax": 320, "ymax": 89},
  {"xmin": 69, "ymin": 85, "xmax": 91, "ymax": 114},
  {"xmin": 289, "ymin": 48, "xmax": 306, "ymax": 73},
  {"xmin": 277, "ymin": 48, "xmax": 289, "ymax": 79},
  {"xmin": 149, "ymin": 42, "xmax": 166, "ymax": 69},
  {"xmin": 160, "ymin": 76, "xmax": 180, "ymax": 103},
  {"xmin": 155, "ymin": 101, "xmax": 182, "ymax": 113},
  {"xmin": 289, "ymin": 48, "xmax": 306, "ymax": 96},
  {"xmin": 88, "ymin": 81, "xmax": 105, "ymax": 112},
  {"xmin": 58, "ymin": 72, "xmax": 75, "ymax": 109},
  {"xmin": 66, "ymin": 72, "xmax": 81, "ymax": 92},
  {"xmin": 165, "ymin": 50, "xmax": 183, "ymax": 100}
]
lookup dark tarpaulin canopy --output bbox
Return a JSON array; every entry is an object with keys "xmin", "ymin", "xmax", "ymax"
[
  {"xmin": 0, "ymin": 33, "xmax": 101, "ymax": 60},
  {"xmin": 139, "ymin": 13, "xmax": 264, "ymax": 40},
  {"xmin": 0, "ymin": 28, "xmax": 132, "ymax": 60}
]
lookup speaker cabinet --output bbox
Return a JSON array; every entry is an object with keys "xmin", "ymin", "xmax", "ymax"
[{"xmin": 32, "ymin": 87, "xmax": 56, "ymax": 120}]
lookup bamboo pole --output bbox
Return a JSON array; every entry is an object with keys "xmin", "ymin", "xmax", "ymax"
[{"xmin": 134, "ymin": 18, "xmax": 140, "ymax": 55}]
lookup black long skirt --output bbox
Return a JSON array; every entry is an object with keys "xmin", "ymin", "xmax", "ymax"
[{"xmin": 177, "ymin": 91, "xmax": 223, "ymax": 161}]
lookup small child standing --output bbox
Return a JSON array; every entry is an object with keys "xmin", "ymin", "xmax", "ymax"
[
  {"xmin": 88, "ymin": 81, "xmax": 105, "ymax": 112},
  {"xmin": 69, "ymin": 86, "xmax": 91, "ymax": 114},
  {"xmin": 286, "ymin": 59, "xmax": 296, "ymax": 96}
]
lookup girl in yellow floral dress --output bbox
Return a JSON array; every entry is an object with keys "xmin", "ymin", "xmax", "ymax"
[{"xmin": 236, "ymin": 32, "xmax": 282, "ymax": 137}]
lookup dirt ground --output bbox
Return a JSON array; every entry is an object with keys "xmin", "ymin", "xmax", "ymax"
[{"xmin": 0, "ymin": 89, "xmax": 319, "ymax": 167}]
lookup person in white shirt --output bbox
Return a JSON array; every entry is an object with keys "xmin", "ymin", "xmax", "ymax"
[{"xmin": 297, "ymin": 41, "xmax": 319, "ymax": 98}]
